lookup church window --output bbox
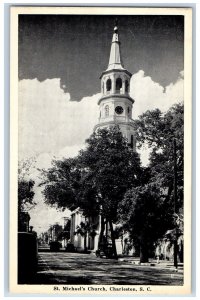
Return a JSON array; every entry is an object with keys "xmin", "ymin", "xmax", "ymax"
[
  {"xmin": 125, "ymin": 80, "xmax": 129, "ymax": 93},
  {"xmin": 130, "ymin": 135, "xmax": 134, "ymax": 148},
  {"xmin": 106, "ymin": 79, "xmax": 112, "ymax": 92},
  {"xmin": 105, "ymin": 105, "xmax": 109, "ymax": 117},
  {"xmin": 127, "ymin": 106, "xmax": 130, "ymax": 114},
  {"xmin": 116, "ymin": 78, "xmax": 122, "ymax": 93}
]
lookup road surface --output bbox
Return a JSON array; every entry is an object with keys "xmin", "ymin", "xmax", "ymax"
[{"xmin": 29, "ymin": 251, "xmax": 183, "ymax": 285}]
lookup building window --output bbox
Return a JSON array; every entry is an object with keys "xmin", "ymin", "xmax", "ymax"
[
  {"xmin": 106, "ymin": 79, "xmax": 112, "ymax": 92},
  {"xmin": 105, "ymin": 105, "xmax": 109, "ymax": 117},
  {"xmin": 127, "ymin": 106, "xmax": 130, "ymax": 115},
  {"xmin": 116, "ymin": 78, "xmax": 122, "ymax": 93},
  {"xmin": 131, "ymin": 135, "xmax": 134, "ymax": 148},
  {"xmin": 125, "ymin": 80, "xmax": 129, "ymax": 93}
]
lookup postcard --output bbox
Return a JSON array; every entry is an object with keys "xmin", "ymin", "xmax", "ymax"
[{"xmin": 10, "ymin": 6, "xmax": 192, "ymax": 295}]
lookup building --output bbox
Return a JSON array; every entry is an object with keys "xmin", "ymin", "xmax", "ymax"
[
  {"xmin": 70, "ymin": 24, "xmax": 135, "ymax": 254},
  {"xmin": 94, "ymin": 24, "xmax": 136, "ymax": 150}
]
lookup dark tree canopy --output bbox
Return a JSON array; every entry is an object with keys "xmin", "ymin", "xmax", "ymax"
[
  {"xmin": 117, "ymin": 103, "xmax": 184, "ymax": 262},
  {"xmin": 78, "ymin": 126, "xmax": 142, "ymax": 221},
  {"xmin": 118, "ymin": 183, "xmax": 174, "ymax": 262},
  {"xmin": 133, "ymin": 103, "xmax": 184, "ymax": 210}
]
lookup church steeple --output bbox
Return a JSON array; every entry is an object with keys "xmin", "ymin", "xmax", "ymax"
[
  {"xmin": 107, "ymin": 24, "xmax": 124, "ymax": 71},
  {"xmin": 95, "ymin": 22, "xmax": 136, "ymax": 150}
]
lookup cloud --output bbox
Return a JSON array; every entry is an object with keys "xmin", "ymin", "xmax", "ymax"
[
  {"xmin": 19, "ymin": 78, "xmax": 100, "ymax": 160},
  {"xmin": 130, "ymin": 70, "xmax": 183, "ymax": 118}
]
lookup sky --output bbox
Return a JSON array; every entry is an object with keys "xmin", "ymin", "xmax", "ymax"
[{"xmin": 18, "ymin": 14, "xmax": 184, "ymax": 234}]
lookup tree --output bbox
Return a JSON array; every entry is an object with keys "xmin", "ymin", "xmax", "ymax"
[
  {"xmin": 118, "ymin": 184, "xmax": 174, "ymax": 262},
  {"xmin": 41, "ymin": 126, "xmax": 142, "ymax": 258},
  {"xmin": 40, "ymin": 157, "xmax": 99, "ymax": 217},
  {"xmin": 18, "ymin": 160, "xmax": 36, "ymax": 231},
  {"xmin": 117, "ymin": 103, "xmax": 184, "ymax": 262},
  {"xmin": 77, "ymin": 126, "xmax": 141, "ymax": 257},
  {"xmin": 18, "ymin": 179, "xmax": 35, "ymax": 213},
  {"xmin": 133, "ymin": 103, "xmax": 184, "ymax": 214}
]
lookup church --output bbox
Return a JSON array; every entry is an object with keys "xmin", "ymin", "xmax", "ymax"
[{"xmin": 70, "ymin": 24, "xmax": 136, "ymax": 254}]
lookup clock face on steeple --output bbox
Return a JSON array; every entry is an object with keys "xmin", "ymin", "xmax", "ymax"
[{"xmin": 115, "ymin": 106, "xmax": 124, "ymax": 115}]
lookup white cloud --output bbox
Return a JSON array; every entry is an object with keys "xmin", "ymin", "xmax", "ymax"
[
  {"xmin": 130, "ymin": 70, "xmax": 183, "ymax": 118},
  {"xmin": 19, "ymin": 78, "xmax": 100, "ymax": 160}
]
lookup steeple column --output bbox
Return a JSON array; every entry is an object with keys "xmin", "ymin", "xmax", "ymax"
[
  {"xmin": 111, "ymin": 74, "xmax": 115, "ymax": 94},
  {"xmin": 101, "ymin": 81, "xmax": 104, "ymax": 94},
  {"xmin": 122, "ymin": 78, "xmax": 126, "ymax": 94}
]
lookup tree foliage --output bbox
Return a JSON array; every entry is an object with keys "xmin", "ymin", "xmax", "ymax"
[
  {"xmin": 117, "ymin": 103, "xmax": 184, "ymax": 261},
  {"xmin": 133, "ymin": 103, "xmax": 184, "ymax": 209},
  {"xmin": 78, "ymin": 126, "xmax": 142, "ymax": 222},
  {"xmin": 118, "ymin": 184, "xmax": 174, "ymax": 262},
  {"xmin": 18, "ymin": 159, "xmax": 36, "ymax": 231},
  {"xmin": 41, "ymin": 126, "xmax": 141, "ymax": 218},
  {"xmin": 18, "ymin": 160, "xmax": 35, "ymax": 213}
]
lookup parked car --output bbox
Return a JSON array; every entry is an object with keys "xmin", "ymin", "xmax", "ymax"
[
  {"xmin": 96, "ymin": 243, "xmax": 115, "ymax": 258},
  {"xmin": 65, "ymin": 243, "xmax": 76, "ymax": 252},
  {"xmin": 49, "ymin": 241, "xmax": 62, "ymax": 251}
]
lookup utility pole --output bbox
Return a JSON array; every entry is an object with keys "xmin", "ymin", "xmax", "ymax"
[{"xmin": 173, "ymin": 138, "xmax": 178, "ymax": 268}]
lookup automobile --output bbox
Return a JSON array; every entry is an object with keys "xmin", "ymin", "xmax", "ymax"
[
  {"xmin": 96, "ymin": 243, "xmax": 115, "ymax": 258},
  {"xmin": 65, "ymin": 243, "xmax": 76, "ymax": 252},
  {"xmin": 49, "ymin": 241, "xmax": 62, "ymax": 251}
]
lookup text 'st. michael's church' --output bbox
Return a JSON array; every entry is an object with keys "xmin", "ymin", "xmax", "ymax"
[{"xmin": 94, "ymin": 24, "xmax": 136, "ymax": 150}]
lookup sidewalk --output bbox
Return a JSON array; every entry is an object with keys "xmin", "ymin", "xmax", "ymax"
[{"xmin": 118, "ymin": 256, "xmax": 183, "ymax": 272}]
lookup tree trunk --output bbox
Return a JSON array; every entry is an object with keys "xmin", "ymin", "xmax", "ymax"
[
  {"xmin": 140, "ymin": 243, "xmax": 149, "ymax": 263},
  {"xmin": 108, "ymin": 219, "xmax": 118, "ymax": 259},
  {"xmin": 84, "ymin": 234, "xmax": 87, "ymax": 252},
  {"xmin": 98, "ymin": 214, "xmax": 105, "ymax": 248}
]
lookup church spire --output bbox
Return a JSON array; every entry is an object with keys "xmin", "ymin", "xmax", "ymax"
[{"xmin": 107, "ymin": 22, "xmax": 124, "ymax": 71}]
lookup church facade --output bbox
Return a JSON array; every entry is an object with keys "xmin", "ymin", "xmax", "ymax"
[{"xmin": 70, "ymin": 24, "xmax": 135, "ymax": 254}]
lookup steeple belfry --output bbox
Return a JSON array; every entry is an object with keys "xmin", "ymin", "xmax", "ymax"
[{"xmin": 94, "ymin": 23, "xmax": 136, "ymax": 150}]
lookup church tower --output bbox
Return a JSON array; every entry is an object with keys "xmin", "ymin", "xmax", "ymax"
[{"xmin": 94, "ymin": 23, "xmax": 136, "ymax": 150}]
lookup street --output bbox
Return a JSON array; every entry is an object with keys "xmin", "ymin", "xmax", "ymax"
[{"xmin": 29, "ymin": 250, "xmax": 183, "ymax": 285}]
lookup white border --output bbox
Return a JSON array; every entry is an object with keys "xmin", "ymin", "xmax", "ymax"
[{"xmin": 5, "ymin": 1, "xmax": 195, "ymax": 298}]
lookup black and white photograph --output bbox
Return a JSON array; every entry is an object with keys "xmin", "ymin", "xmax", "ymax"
[{"xmin": 9, "ymin": 6, "xmax": 192, "ymax": 295}]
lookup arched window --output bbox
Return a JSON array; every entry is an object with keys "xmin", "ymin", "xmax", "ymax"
[
  {"xmin": 130, "ymin": 135, "xmax": 134, "ymax": 148},
  {"xmin": 125, "ymin": 80, "xmax": 129, "ymax": 93},
  {"xmin": 106, "ymin": 79, "xmax": 112, "ymax": 92},
  {"xmin": 116, "ymin": 78, "xmax": 122, "ymax": 93},
  {"xmin": 105, "ymin": 105, "xmax": 109, "ymax": 117}
]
